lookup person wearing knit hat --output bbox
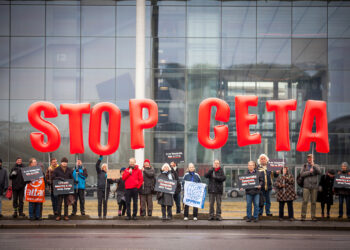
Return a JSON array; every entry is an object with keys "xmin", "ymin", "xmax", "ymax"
[
  {"xmin": 139, "ymin": 159, "xmax": 155, "ymax": 217},
  {"xmin": 116, "ymin": 168, "xmax": 126, "ymax": 216},
  {"xmin": 317, "ymin": 169, "xmax": 336, "ymax": 219},
  {"xmin": 0, "ymin": 158, "xmax": 9, "ymax": 217}
]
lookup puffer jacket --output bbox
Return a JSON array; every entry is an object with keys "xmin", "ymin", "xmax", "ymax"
[
  {"xmin": 274, "ymin": 174, "xmax": 297, "ymax": 202},
  {"xmin": 300, "ymin": 163, "xmax": 321, "ymax": 189},
  {"xmin": 9, "ymin": 163, "xmax": 26, "ymax": 191},
  {"xmin": 204, "ymin": 167, "xmax": 226, "ymax": 194},
  {"xmin": 73, "ymin": 165, "xmax": 88, "ymax": 190},
  {"xmin": 139, "ymin": 167, "xmax": 155, "ymax": 195}
]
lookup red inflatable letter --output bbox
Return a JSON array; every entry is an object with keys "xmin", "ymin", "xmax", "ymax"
[
  {"xmin": 296, "ymin": 100, "xmax": 329, "ymax": 153},
  {"xmin": 129, "ymin": 99, "xmax": 158, "ymax": 149},
  {"xmin": 235, "ymin": 96, "xmax": 261, "ymax": 147},
  {"xmin": 197, "ymin": 98, "xmax": 230, "ymax": 149},
  {"xmin": 89, "ymin": 102, "xmax": 121, "ymax": 155},
  {"xmin": 60, "ymin": 103, "xmax": 90, "ymax": 154},
  {"xmin": 28, "ymin": 101, "xmax": 61, "ymax": 152},
  {"xmin": 266, "ymin": 100, "xmax": 297, "ymax": 151}
]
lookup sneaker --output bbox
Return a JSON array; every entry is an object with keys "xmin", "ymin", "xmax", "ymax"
[
  {"xmin": 81, "ymin": 212, "xmax": 85, "ymax": 216},
  {"xmin": 55, "ymin": 216, "xmax": 61, "ymax": 221},
  {"xmin": 132, "ymin": 216, "xmax": 137, "ymax": 220},
  {"xmin": 193, "ymin": 217, "xmax": 198, "ymax": 221},
  {"xmin": 167, "ymin": 216, "xmax": 172, "ymax": 220},
  {"xmin": 208, "ymin": 216, "xmax": 214, "ymax": 221},
  {"xmin": 184, "ymin": 217, "xmax": 188, "ymax": 221},
  {"xmin": 216, "ymin": 216, "xmax": 222, "ymax": 221},
  {"xmin": 254, "ymin": 218, "xmax": 259, "ymax": 222}
]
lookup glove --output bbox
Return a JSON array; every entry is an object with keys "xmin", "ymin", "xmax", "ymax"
[{"xmin": 99, "ymin": 155, "xmax": 103, "ymax": 161}]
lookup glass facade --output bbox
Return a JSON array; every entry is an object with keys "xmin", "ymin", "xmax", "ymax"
[{"xmin": 0, "ymin": 0, "xmax": 350, "ymax": 188}]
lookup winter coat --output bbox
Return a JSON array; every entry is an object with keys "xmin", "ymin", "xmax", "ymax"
[
  {"xmin": 334, "ymin": 170, "xmax": 350, "ymax": 196},
  {"xmin": 9, "ymin": 163, "xmax": 26, "ymax": 191},
  {"xmin": 274, "ymin": 174, "xmax": 297, "ymax": 202},
  {"xmin": 183, "ymin": 171, "xmax": 201, "ymax": 185},
  {"xmin": 257, "ymin": 164, "xmax": 278, "ymax": 191},
  {"xmin": 171, "ymin": 166, "xmax": 182, "ymax": 194},
  {"xmin": 95, "ymin": 159, "xmax": 114, "ymax": 192},
  {"xmin": 157, "ymin": 172, "xmax": 174, "ymax": 207},
  {"xmin": 317, "ymin": 174, "xmax": 334, "ymax": 205},
  {"xmin": 52, "ymin": 165, "xmax": 73, "ymax": 181},
  {"xmin": 73, "ymin": 166, "xmax": 88, "ymax": 190},
  {"xmin": 204, "ymin": 167, "xmax": 226, "ymax": 194},
  {"xmin": 300, "ymin": 163, "xmax": 321, "ymax": 189},
  {"xmin": 115, "ymin": 178, "xmax": 125, "ymax": 203},
  {"xmin": 0, "ymin": 166, "xmax": 8, "ymax": 194},
  {"xmin": 245, "ymin": 170, "xmax": 264, "ymax": 195},
  {"xmin": 139, "ymin": 167, "xmax": 155, "ymax": 195},
  {"xmin": 122, "ymin": 165, "xmax": 143, "ymax": 190}
]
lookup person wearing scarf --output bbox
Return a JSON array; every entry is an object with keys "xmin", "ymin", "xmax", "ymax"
[{"xmin": 182, "ymin": 163, "xmax": 201, "ymax": 221}]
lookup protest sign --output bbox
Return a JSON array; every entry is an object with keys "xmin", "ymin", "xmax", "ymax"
[
  {"xmin": 267, "ymin": 159, "xmax": 285, "ymax": 171},
  {"xmin": 25, "ymin": 177, "xmax": 45, "ymax": 203},
  {"xmin": 53, "ymin": 179, "xmax": 74, "ymax": 196},
  {"xmin": 21, "ymin": 166, "xmax": 44, "ymax": 182},
  {"xmin": 164, "ymin": 149, "xmax": 184, "ymax": 163},
  {"xmin": 334, "ymin": 174, "xmax": 350, "ymax": 189},
  {"xmin": 154, "ymin": 178, "xmax": 177, "ymax": 194},
  {"xmin": 238, "ymin": 174, "xmax": 259, "ymax": 189},
  {"xmin": 183, "ymin": 181, "xmax": 207, "ymax": 209},
  {"xmin": 107, "ymin": 169, "xmax": 120, "ymax": 179}
]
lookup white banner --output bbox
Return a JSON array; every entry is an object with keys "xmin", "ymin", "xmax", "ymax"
[{"xmin": 183, "ymin": 181, "xmax": 207, "ymax": 209}]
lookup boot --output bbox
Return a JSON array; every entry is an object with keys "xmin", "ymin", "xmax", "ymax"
[{"xmin": 12, "ymin": 210, "xmax": 18, "ymax": 218}]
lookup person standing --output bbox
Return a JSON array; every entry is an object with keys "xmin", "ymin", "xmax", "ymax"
[
  {"xmin": 122, "ymin": 158, "xmax": 143, "ymax": 220},
  {"xmin": 274, "ymin": 166, "xmax": 296, "ymax": 221},
  {"xmin": 45, "ymin": 158, "xmax": 59, "ymax": 216},
  {"xmin": 116, "ymin": 168, "xmax": 126, "ymax": 217},
  {"xmin": 96, "ymin": 156, "xmax": 114, "ymax": 219},
  {"xmin": 53, "ymin": 157, "xmax": 73, "ymax": 221},
  {"xmin": 170, "ymin": 161, "xmax": 182, "ymax": 214},
  {"xmin": 300, "ymin": 154, "xmax": 321, "ymax": 221},
  {"xmin": 317, "ymin": 169, "xmax": 335, "ymax": 219},
  {"xmin": 334, "ymin": 162, "xmax": 350, "ymax": 220},
  {"xmin": 72, "ymin": 159, "xmax": 88, "ymax": 216},
  {"xmin": 183, "ymin": 163, "xmax": 201, "ymax": 221},
  {"xmin": 0, "ymin": 159, "xmax": 8, "ymax": 218},
  {"xmin": 139, "ymin": 159, "xmax": 155, "ymax": 217},
  {"xmin": 157, "ymin": 163, "xmax": 175, "ymax": 221},
  {"xmin": 9, "ymin": 157, "xmax": 26, "ymax": 218},
  {"xmin": 205, "ymin": 159, "xmax": 226, "ymax": 221}
]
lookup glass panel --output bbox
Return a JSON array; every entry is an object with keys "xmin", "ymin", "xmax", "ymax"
[
  {"xmin": 155, "ymin": 38, "xmax": 186, "ymax": 69},
  {"xmin": 257, "ymin": 0, "xmax": 291, "ymax": 6},
  {"xmin": 221, "ymin": 38, "xmax": 256, "ymax": 69},
  {"xmin": 292, "ymin": 7, "xmax": 327, "ymax": 38},
  {"xmin": 257, "ymin": 38, "xmax": 291, "ymax": 68},
  {"xmin": 156, "ymin": 0, "xmax": 187, "ymax": 6},
  {"xmin": 46, "ymin": 69, "xmax": 80, "ymax": 100},
  {"xmin": 0, "ymin": 5, "xmax": 9, "ymax": 36},
  {"xmin": 116, "ymin": 69, "xmax": 152, "ymax": 100},
  {"xmin": 0, "ymin": 37, "xmax": 9, "ymax": 67},
  {"xmin": 11, "ymin": 37, "xmax": 45, "ymax": 68},
  {"xmin": 0, "ymin": 69, "xmax": 9, "ymax": 99},
  {"xmin": 154, "ymin": 133, "xmax": 184, "ymax": 163},
  {"xmin": 292, "ymin": 0, "xmax": 327, "ymax": 6},
  {"xmin": 46, "ymin": 5, "xmax": 80, "ymax": 36},
  {"xmin": 46, "ymin": 37, "xmax": 80, "ymax": 68},
  {"xmin": 156, "ymin": 101, "xmax": 185, "ymax": 131},
  {"xmin": 81, "ymin": 6, "xmax": 115, "ymax": 36},
  {"xmin": 257, "ymin": 7, "xmax": 291, "ymax": 38},
  {"xmin": 154, "ymin": 69, "xmax": 185, "ymax": 101},
  {"xmin": 157, "ymin": 6, "xmax": 186, "ymax": 37},
  {"xmin": 0, "ymin": 100, "xmax": 9, "ymax": 163},
  {"xmin": 222, "ymin": 7, "xmax": 256, "ymax": 38},
  {"xmin": 81, "ymin": 69, "xmax": 116, "ymax": 101},
  {"xmin": 222, "ymin": 0, "xmax": 256, "ymax": 6},
  {"xmin": 328, "ymin": 71, "xmax": 350, "ymax": 103},
  {"xmin": 116, "ymin": 37, "xmax": 151, "ymax": 68},
  {"xmin": 10, "ymin": 69, "xmax": 44, "ymax": 99},
  {"xmin": 292, "ymin": 38, "xmax": 327, "ymax": 70},
  {"xmin": 328, "ymin": 7, "xmax": 350, "ymax": 38},
  {"xmin": 329, "ymin": 39, "xmax": 350, "ymax": 70},
  {"xmin": 328, "ymin": 0, "xmax": 350, "ymax": 6},
  {"xmin": 187, "ymin": 38, "xmax": 220, "ymax": 69},
  {"xmin": 187, "ymin": 7, "xmax": 220, "ymax": 37},
  {"xmin": 82, "ymin": 37, "xmax": 115, "ymax": 68},
  {"xmin": 11, "ymin": 5, "xmax": 45, "ymax": 36},
  {"xmin": 116, "ymin": 6, "xmax": 151, "ymax": 37},
  {"xmin": 187, "ymin": 0, "xmax": 221, "ymax": 5}
]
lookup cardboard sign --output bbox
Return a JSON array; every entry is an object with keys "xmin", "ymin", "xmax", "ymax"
[
  {"xmin": 107, "ymin": 169, "xmax": 120, "ymax": 179},
  {"xmin": 164, "ymin": 149, "xmax": 184, "ymax": 163},
  {"xmin": 183, "ymin": 181, "xmax": 207, "ymax": 209},
  {"xmin": 25, "ymin": 177, "xmax": 45, "ymax": 203},
  {"xmin": 154, "ymin": 177, "xmax": 177, "ymax": 194},
  {"xmin": 238, "ymin": 174, "xmax": 259, "ymax": 189},
  {"xmin": 21, "ymin": 166, "xmax": 44, "ymax": 182},
  {"xmin": 267, "ymin": 159, "xmax": 285, "ymax": 171},
  {"xmin": 334, "ymin": 174, "xmax": 350, "ymax": 189},
  {"xmin": 53, "ymin": 179, "xmax": 74, "ymax": 196}
]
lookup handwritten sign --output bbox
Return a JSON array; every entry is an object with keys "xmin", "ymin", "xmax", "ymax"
[
  {"xmin": 107, "ymin": 169, "xmax": 120, "ymax": 179},
  {"xmin": 334, "ymin": 174, "xmax": 350, "ymax": 189},
  {"xmin": 238, "ymin": 174, "xmax": 259, "ymax": 189},
  {"xmin": 21, "ymin": 166, "xmax": 44, "ymax": 182},
  {"xmin": 53, "ymin": 179, "xmax": 74, "ymax": 196},
  {"xmin": 183, "ymin": 181, "xmax": 207, "ymax": 209}
]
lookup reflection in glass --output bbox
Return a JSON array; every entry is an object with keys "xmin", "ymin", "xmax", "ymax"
[
  {"xmin": 157, "ymin": 6, "xmax": 186, "ymax": 37},
  {"xmin": 10, "ymin": 69, "xmax": 44, "ymax": 100},
  {"xmin": 46, "ymin": 5, "xmax": 80, "ymax": 36},
  {"xmin": 46, "ymin": 37, "xmax": 80, "ymax": 68},
  {"xmin": 154, "ymin": 133, "xmax": 184, "ymax": 163},
  {"xmin": 292, "ymin": 38, "xmax": 327, "ymax": 70},
  {"xmin": 11, "ymin": 37, "xmax": 45, "ymax": 68},
  {"xmin": 328, "ymin": 7, "xmax": 350, "ymax": 38},
  {"xmin": 82, "ymin": 37, "xmax": 115, "ymax": 68},
  {"xmin": 187, "ymin": 7, "xmax": 220, "ymax": 37},
  {"xmin": 292, "ymin": 7, "xmax": 327, "ymax": 38},
  {"xmin": 0, "ymin": 5, "xmax": 9, "ymax": 36},
  {"xmin": 117, "ymin": 38, "xmax": 151, "ymax": 68},
  {"xmin": 116, "ymin": 6, "xmax": 151, "ymax": 37},
  {"xmin": 257, "ymin": 7, "xmax": 291, "ymax": 38},
  {"xmin": 11, "ymin": 5, "xmax": 45, "ymax": 36},
  {"xmin": 81, "ymin": 69, "xmax": 116, "ymax": 100},
  {"xmin": 81, "ymin": 6, "xmax": 115, "ymax": 36},
  {"xmin": 0, "ymin": 37, "xmax": 9, "ymax": 67},
  {"xmin": 116, "ymin": 69, "xmax": 152, "ymax": 100},
  {"xmin": 155, "ymin": 38, "xmax": 185, "ymax": 69},
  {"xmin": 156, "ymin": 101, "xmax": 185, "ymax": 131},
  {"xmin": 154, "ymin": 69, "xmax": 185, "ymax": 101},
  {"xmin": 222, "ymin": 7, "xmax": 256, "ymax": 38},
  {"xmin": 187, "ymin": 38, "xmax": 220, "ymax": 69},
  {"xmin": 257, "ymin": 38, "xmax": 291, "ymax": 68},
  {"xmin": 328, "ymin": 39, "xmax": 350, "ymax": 70},
  {"xmin": 46, "ymin": 69, "xmax": 80, "ymax": 100},
  {"xmin": 0, "ymin": 69, "xmax": 9, "ymax": 99},
  {"xmin": 222, "ymin": 38, "xmax": 256, "ymax": 69},
  {"xmin": 257, "ymin": 0, "xmax": 291, "ymax": 6}
]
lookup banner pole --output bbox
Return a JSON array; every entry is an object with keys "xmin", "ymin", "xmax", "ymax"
[
  {"xmin": 249, "ymin": 145, "xmax": 252, "ymax": 161},
  {"xmin": 105, "ymin": 156, "xmax": 108, "ymax": 203}
]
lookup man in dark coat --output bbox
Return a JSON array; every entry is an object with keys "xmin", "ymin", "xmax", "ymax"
[
  {"xmin": 205, "ymin": 159, "xmax": 226, "ymax": 221},
  {"xmin": 170, "ymin": 161, "xmax": 182, "ymax": 214},
  {"xmin": 334, "ymin": 162, "xmax": 350, "ymax": 219},
  {"xmin": 0, "ymin": 159, "xmax": 9, "ymax": 217},
  {"xmin": 139, "ymin": 159, "xmax": 155, "ymax": 216},
  {"xmin": 9, "ymin": 157, "xmax": 26, "ymax": 218}
]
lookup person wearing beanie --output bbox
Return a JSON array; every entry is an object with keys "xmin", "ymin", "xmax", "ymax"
[
  {"xmin": 317, "ymin": 169, "xmax": 336, "ymax": 219},
  {"xmin": 139, "ymin": 159, "xmax": 155, "ymax": 217},
  {"xmin": 9, "ymin": 157, "xmax": 26, "ymax": 218},
  {"xmin": 0, "ymin": 158, "xmax": 9, "ymax": 217},
  {"xmin": 116, "ymin": 168, "xmax": 126, "ymax": 216}
]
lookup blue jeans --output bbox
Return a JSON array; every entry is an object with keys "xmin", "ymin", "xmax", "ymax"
[
  {"xmin": 29, "ymin": 202, "xmax": 41, "ymax": 219},
  {"xmin": 259, "ymin": 190, "xmax": 271, "ymax": 215},
  {"xmin": 339, "ymin": 194, "xmax": 350, "ymax": 218},
  {"xmin": 246, "ymin": 193, "xmax": 260, "ymax": 219}
]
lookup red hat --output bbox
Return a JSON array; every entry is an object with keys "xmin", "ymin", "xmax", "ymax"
[{"xmin": 144, "ymin": 159, "xmax": 150, "ymax": 165}]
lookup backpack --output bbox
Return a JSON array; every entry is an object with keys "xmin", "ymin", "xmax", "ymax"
[{"xmin": 297, "ymin": 165, "xmax": 306, "ymax": 188}]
